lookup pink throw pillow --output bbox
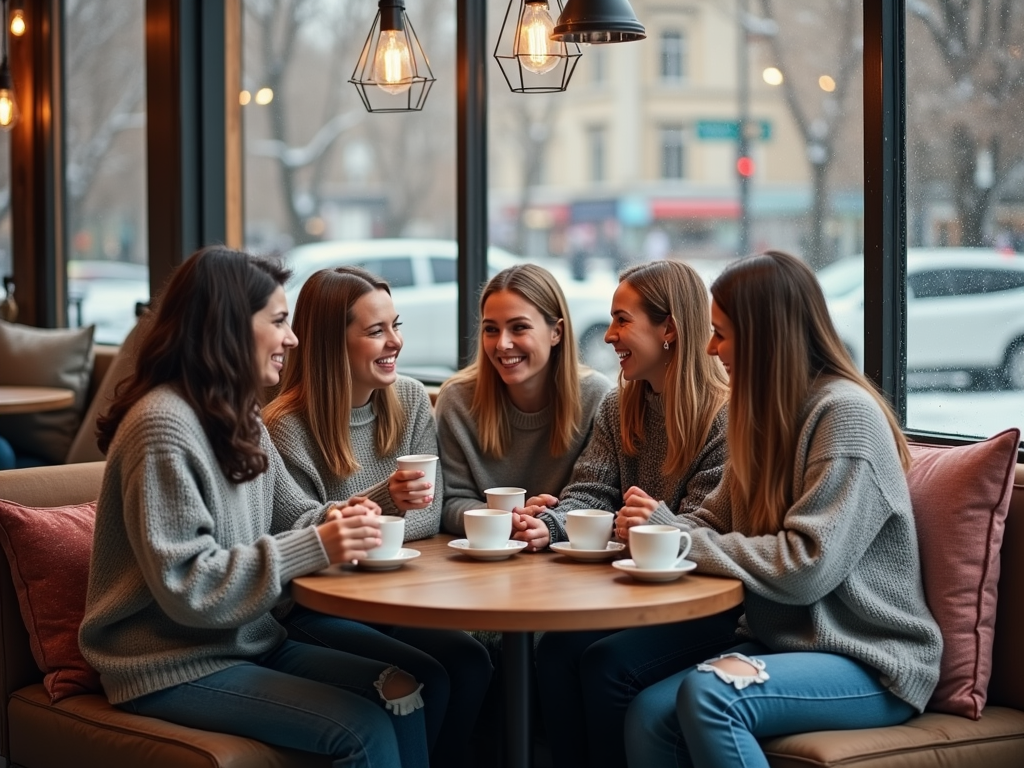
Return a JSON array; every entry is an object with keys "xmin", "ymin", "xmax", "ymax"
[
  {"xmin": 907, "ymin": 428, "xmax": 1020, "ymax": 720},
  {"xmin": 0, "ymin": 499, "xmax": 102, "ymax": 702}
]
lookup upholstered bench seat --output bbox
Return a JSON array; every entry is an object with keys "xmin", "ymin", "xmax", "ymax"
[
  {"xmin": 9, "ymin": 684, "xmax": 330, "ymax": 768},
  {"xmin": 763, "ymin": 706, "xmax": 1024, "ymax": 767}
]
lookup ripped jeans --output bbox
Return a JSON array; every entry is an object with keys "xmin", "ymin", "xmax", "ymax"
[
  {"xmin": 118, "ymin": 639, "xmax": 429, "ymax": 768},
  {"xmin": 624, "ymin": 642, "xmax": 916, "ymax": 768}
]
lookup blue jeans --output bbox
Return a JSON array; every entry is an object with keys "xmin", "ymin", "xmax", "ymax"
[
  {"xmin": 625, "ymin": 641, "xmax": 917, "ymax": 768},
  {"xmin": 119, "ymin": 638, "xmax": 428, "ymax": 768},
  {"xmin": 535, "ymin": 606, "xmax": 743, "ymax": 768},
  {"xmin": 286, "ymin": 606, "xmax": 493, "ymax": 767}
]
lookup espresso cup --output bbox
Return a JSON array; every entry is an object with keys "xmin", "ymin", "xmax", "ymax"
[
  {"xmin": 364, "ymin": 515, "xmax": 405, "ymax": 560},
  {"xmin": 566, "ymin": 509, "xmax": 614, "ymax": 551},
  {"xmin": 485, "ymin": 486, "xmax": 526, "ymax": 512},
  {"xmin": 397, "ymin": 454, "xmax": 438, "ymax": 488},
  {"xmin": 464, "ymin": 509, "xmax": 513, "ymax": 550},
  {"xmin": 628, "ymin": 525, "xmax": 692, "ymax": 570}
]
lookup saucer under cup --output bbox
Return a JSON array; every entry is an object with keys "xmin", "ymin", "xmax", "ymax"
[
  {"xmin": 629, "ymin": 525, "xmax": 692, "ymax": 570},
  {"xmin": 566, "ymin": 509, "xmax": 614, "ymax": 552},
  {"xmin": 485, "ymin": 487, "xmax": 526, "ymax": 512},
  {"xmin": 397, "ymin": 454, "xmax": 438, "ymax": 488},
  {"xmin": 364, "ymin": 515, "xmax": 405, "ymax": 560},
  {"xmin": 464, "ymin": 509, "xmax": 513, "ymax": 550}
]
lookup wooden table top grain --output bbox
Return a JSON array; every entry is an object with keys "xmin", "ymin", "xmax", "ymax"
[
  {"xmin": 292, "ymin": 533, "xmax": 743, "ymax": 633},
  {"xmin": 0, "ymin": 386, "xmax": 76, "ymax": 415}
]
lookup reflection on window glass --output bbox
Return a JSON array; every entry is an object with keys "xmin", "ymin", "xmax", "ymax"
[
  {"xmin": 905, "ymin": 3, "xmax": 1024, "ymax": 441},
  {"xmin": 242, "ymin": 0, "xmax": 456, "ymax": 378},
  {"xmin": 486, "ymin": 1, "xmax": 865, "ymax": 380},
  {"xmin": 64, "ymin": 0, "xmax": 148, "ymax": 345}
]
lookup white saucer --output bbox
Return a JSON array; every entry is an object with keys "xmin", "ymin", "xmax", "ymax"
[
  {"xmin": 448, "ymin": 539, "xmax": 528, "ymax": 561},
  {"xmin": 357, "ymin": 548, "xmax": 421, "ymax": 571},
  {"xmin": 550, "ymin": 541, "xmax": 626, "ymax": 562},
  {"xmin": 611, "ymin": 558, "xmax": 697, "ymax": 582}
]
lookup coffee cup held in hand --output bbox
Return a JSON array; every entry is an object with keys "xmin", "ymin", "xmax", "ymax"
[
  {"xmin": 397, "ymin": 454, "xmax": 438, "ymax": 488},
  {"xmin": 485, "ymin": 486, "xmax": 526, "ymax": 512},
  {"xmin": 365, "ymin": 515, "xmax": 405, "ymax": 560}
]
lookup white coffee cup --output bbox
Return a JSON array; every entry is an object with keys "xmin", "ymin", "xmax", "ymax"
[
  {"xmin": 464, "ymin": 509, "xmax": 513, "ymax": 550},
  {"xmin": 397, "ymin": 454, "xmax": 438, "ymax": 489},
  {"xmin": 628, "ymin": 525, "xmax": 692, "ymax": 570},
  {"xmin": 566, "ymin": 509, "xmax": 614, "ymax": 551},
  {"xmin": 485, "ymin": 486, "xmax": 526, "ymax": 512},
  {"xmin": 365, "ymin": 515, "xmax": 405, "ymax": 560}
]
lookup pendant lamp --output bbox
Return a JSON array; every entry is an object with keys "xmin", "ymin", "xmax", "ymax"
[
  {"xmin": 494, "ymin": 0, "xmax": 581, "ymax": 93},
  {"xmin": 551, "ymin": 0, "xmax": 646, "ymax": 44},
  {"xmin": 350, "ymin": 0, "xmax": 435, "ymax": 113},
  {"xmin": 0, "ymin": 0, "xmax": 18, "ymax": 131}
]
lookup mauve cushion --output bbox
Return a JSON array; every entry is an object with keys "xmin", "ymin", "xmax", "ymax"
[
  {"xmin": 907, "ymin": 428, "xmax": 1020, "ymax": 719},
  {"xmin": 0, "ymin": 498, "xmax": 102, "ymax": 702}
]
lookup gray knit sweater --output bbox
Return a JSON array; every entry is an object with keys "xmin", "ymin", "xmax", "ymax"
[
  {"xmin": 435, "ymin": 371, "xmax": 611, "ymax": 534},
  {"xmin": 79, "ymin": 385, "xmax": 333, "ymax": 705},
  {"xmin": 538, "ymin": 388, "xmax": 728, "ymax": 542},
  {"xmin": 679, "ymin": 377, "xmax": 942, "ymax": 712},
  {"xmin": 264, "ymin": 375, "xmax": 441, "ymax": 541}
]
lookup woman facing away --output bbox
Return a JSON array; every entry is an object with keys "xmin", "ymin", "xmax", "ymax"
[
  {"xmin": 434, "ymin": 263, "xmax": 611, "ymax": 535},
  {"xmin": 625, "ymin": 251, "xmax": 942, "ymax": 768},
  {"xmin": 263, "ymin": 266, "xmax": 492, "ymax": 767},
  {"xmin": 78, "ymin": 247, "xmax": 430, "ymax": 768},
  {"xmin": 513, "ymin": 259, "xmax": 740, "ymax": 768}
]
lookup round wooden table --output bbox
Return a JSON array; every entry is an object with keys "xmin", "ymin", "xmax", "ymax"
[
  {"xmin": 0, "ymin": 386, "xmax": 76, "ymax": 415},
  {"xmin": 292, "ymin": 534, "xmax": 743, "ymax": 768}
]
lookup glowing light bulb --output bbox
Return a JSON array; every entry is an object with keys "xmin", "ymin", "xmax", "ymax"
[
  {"xmin": 10, "ymin": 9, "xmax": 26, "ymax": 37},
  {"xmin": 517, "ymin": 1, "xmax": 559, "ymax": 75},
  {"xmin": 373, "ymin": 30, "xmax": 413, "ymax": 95},
  {"xmin": 0, "ymin": 87, "xmax": 18, "ymax": 131}
]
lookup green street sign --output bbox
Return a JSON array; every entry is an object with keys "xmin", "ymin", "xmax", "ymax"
[{"xmin": 696, "ymin": 119, "xmax": 772, "ymax": 141}]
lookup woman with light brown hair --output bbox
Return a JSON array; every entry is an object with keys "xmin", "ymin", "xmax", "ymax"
[
  {"xmin": 520, "ymin": 258, "xmax": 737, "ymax": 768},
  {"xmin": 263, "ymin": 265, "xmax": 491, "ymax": 767},
  {"xmin": 625, "ymin": 251, "xmax": 940, "ymax": 768},
  {"xmin": 434, "ymin": 263, "xmax": 611, "ymax": 534}
]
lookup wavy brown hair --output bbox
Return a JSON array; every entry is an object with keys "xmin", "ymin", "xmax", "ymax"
[
  {"xmin": 441, "ymin": 263, "xmax": 586, "ymax": 458},
  {"xmin": 96, "ymin": 246, "xmax": 291, "ymax": 483},
  {"xmin": 711, "ymin": 250, "xmax": 910, "ymax": 535},
  {"xmin": 617, "ymin": 260, "xmax": 730, "ymax": 476},
  {"xmin": 263, "ymin": 266, "xmax": 405, "ymax": 477}
]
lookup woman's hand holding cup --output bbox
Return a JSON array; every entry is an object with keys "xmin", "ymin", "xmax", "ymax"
[
  {"xmin": 388, "ymin": 468, "xmax": 434, "ymax": 512},
  {"xmin": 318, "ymin": 497, "xmax": 383, "ymax": 564}
]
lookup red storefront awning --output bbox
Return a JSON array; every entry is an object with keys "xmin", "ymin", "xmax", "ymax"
[{"xmin": 651, "ymin": 199, "xmax": 740, "ymax": 219}]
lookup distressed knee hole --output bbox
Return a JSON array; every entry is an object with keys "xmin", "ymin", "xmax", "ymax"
[
  {"xmin": 696, "ymin": 652, "xmax": 770, "ymax": 690},
  {"xmin": 374, "ymin": 667, "xmax": 425, "ymax": 716}
]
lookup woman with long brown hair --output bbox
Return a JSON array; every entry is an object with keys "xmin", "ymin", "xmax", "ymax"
[
  {"xmin": 80, "ymin": 247, "xmax": 430, "ymax": 768},
  {"xmin": 263, "ymin": 265, "xmax": 491, "ymax": 767},
  {"xmin": 625, "ymin": 251, "xmax": 941, "ymax": 768},
  {"xmin": 520, "ymin": 259, "xmax": 738, "ymax": 768},
  {"xmin": 434, "ymin": 263, "xmax": 611, "ymax": 534}
]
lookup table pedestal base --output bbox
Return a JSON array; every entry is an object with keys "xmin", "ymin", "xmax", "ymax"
[{"xmin": 503, "ymin": 631, "xmax": 532, "ymax": 768}]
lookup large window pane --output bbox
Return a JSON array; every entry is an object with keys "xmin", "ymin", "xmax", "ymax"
[
  {"xmin": 489, "ymin": 1, "xmax": 865, "ymax": 379},
  {"xmin": 904, "ymin": 2, "xmax": 1024, "ymax": 441},
  {"xmin": 242, "ymin": 0, "xmax": 457, "ymax": 379},
  {"xmin": 63, "ymin": 0, "xmax": 148, "ymax": 344}
]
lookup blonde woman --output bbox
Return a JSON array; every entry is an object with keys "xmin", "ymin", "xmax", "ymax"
[
  {"xmin": 264, "ymin": 266, "xmax": 491, "ymax": 767},
  {"xmin": 626, "ymin": 252, "xmax": 941, "ymax": 768},
  {"xmin": 520, "ymin": 259, "xmax": 739, "ymax": 768},
  {"xmin": 434, "ymin": 263, "xmax": 611, "ymax": 534}
]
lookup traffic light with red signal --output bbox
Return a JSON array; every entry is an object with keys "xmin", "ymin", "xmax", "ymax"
[{"xmin": 736, "ymin": 156, "xmax": 755, "ymax": 178}]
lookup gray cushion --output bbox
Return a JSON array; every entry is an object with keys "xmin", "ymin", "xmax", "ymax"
[{"xmin": 0, "ymin": 321, "xmax": 95, "ymax": 463}]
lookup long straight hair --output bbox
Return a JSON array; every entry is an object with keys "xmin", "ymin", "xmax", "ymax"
[
  {"xmin": 263, "ymin": 267, "xmax": 405, "ymax": 477},
  {"xmin": 96, "ymin": 246, "xmax": 290, "ymax": 483},
  {"xmin": 711, "ymin": 250, "xmax": 911, "ymax": 535},
  {"xmin": 441, "ymin": 263, "xmax": 584, "ymax": 458},
  {"xmin": 617, "ymin": 261, "xmax": 730, "ymax": 476}
]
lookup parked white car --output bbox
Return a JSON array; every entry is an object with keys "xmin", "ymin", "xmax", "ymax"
[
  {"xmin": 281, "ymin": 239, "xmax": 621, "ymax": 377},
  {"xmin": 819, "ymin": 248, "xmax": 1024, "ymax": 389}
]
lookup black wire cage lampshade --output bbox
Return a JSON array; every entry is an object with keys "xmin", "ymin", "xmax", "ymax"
[
  {"xmin": 494, "ymin": 0, "xmax": 581, "ymax": 94},
  {"xmin": 551, "ymin": 0, "xmax": 646, "ymax": 44},
  {"xmin": 350, "ymin": 0, "xmax": 435, "ymax": 113}
]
